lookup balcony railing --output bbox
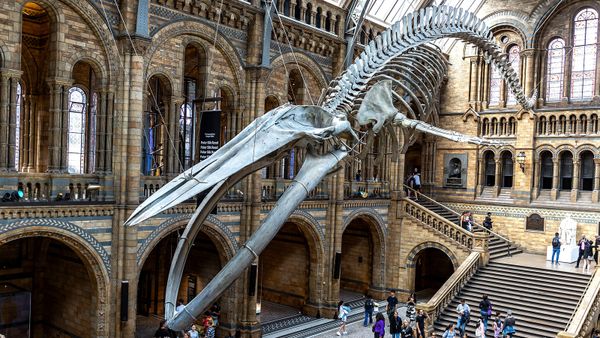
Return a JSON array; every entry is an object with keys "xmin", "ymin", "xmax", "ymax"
[
  {"xmin": 343, "ymin": 181, "xmax": 390, "ymax": 199},
  {"xmin": 261, "ymin": 178, "xmax": 329, "ymax": 201}
]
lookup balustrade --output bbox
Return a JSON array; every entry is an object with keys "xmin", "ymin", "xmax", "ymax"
[{"xmin": 343, "ymin": 181, "xmax": 390, "ymax": 199}]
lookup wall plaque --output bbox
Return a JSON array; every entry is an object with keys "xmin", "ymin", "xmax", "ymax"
[{"xmin": 526, "ymin": 213, "xmax": 545, "ymax": 231}]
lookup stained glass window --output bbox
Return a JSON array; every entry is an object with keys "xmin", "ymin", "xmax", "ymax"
[
  {"xmin": 67, "ymin": 87, "xmax": 86, "ymax": 174},
  {"xmin": 15, "ymin": 82, "xmax": 22, "ymax": 170},
  {"xmin": 545, "ymin": 38, "xmax": 565, "ymax": 102},
  {"xmin": 571, "ymin": 8, "xmax": 598, "ymax": 101},
  {"xmin": 489, "ymin": 63, "xmax": 502, "ymax": 105},
  {"xmin": 506, "ymin": 45, "xmax": 521, "ymax": 105}
]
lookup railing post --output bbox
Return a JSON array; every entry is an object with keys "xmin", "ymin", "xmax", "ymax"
[{"xmin": 472, "ymin": 231, "xmax": 489, "ymax": 265}]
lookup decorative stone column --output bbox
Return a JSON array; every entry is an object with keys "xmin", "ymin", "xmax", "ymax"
[
  {"xmin": 8, "ymin": 75, "xmax": 21, "ymax": 171},
  {"xmin": 0, "ymin": 75, "xmax": 10, "ymax": 170},
  {"xmin": 494, "ymin": 159, "xmax": 501, "ymax": 197},
  {"xmin": 60, "ymin": 84, "xmax": 71, "ymax": 172},
  {"xmin": 593, "ymin": 158, "xmax": 600, "ymax": 202},
  {"xmin": 477, "ymin": 156, "xmax": 485, "ymax": 195},
  {"xmin": 532, "ymin": 158, "xmax": 540, "ymax": 199},
  {"xmin": 47, "ymin": 79, "xmax": 69, "ymax": 173},
  {"xmin": 105, "ymin": 90, "xmax": 114, "ymax": 173},
  {"xmin": 571, "ymin": 161, "xmax": 580, "ymax": 202},
  {"xmin": 95, "ymin": 90, "xmax": 107, "ymax": 173},
  {"xmin": 522, "ymin": 49, "xmax": 536, "ymax": 100},
  {"xmin": 551, "ymin": 158, "xmax": 559, "ymax": 200}
]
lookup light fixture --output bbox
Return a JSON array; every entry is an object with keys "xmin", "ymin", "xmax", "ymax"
[{"xmin": 516, "ymin": 151, "xmax": 526, "ymax": 172}]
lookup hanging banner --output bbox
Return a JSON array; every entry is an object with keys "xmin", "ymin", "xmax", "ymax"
[{"xmin": 198, "ymin": 110, "xmax": 221, "ymax": 161}]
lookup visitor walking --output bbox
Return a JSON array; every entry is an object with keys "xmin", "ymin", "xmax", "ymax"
[
  {"xmin": 401, "ymin": 319, "xmax": 414, "ymax": 338},
  {"xmin": 406, "ymin": 174, "xmax": 415, "ymax": 198},
  {"xmin": 373, "ymin": 312, "xmax": 386, "ymax": 338},
  {"xmin": 415, "ymin": 309, "xmax": 429, "ymax": 338},
  {"xmin": 475, "ymin": 318, "xmax": 485, "ymax": 338},
  {"xmin": 502, "ymin": 310, "xmax": 516, "ymax": 337},
  {"xmin": 364, "ymin": 294, "xmax": 375, "ymax": 327},
  {"xmin": 336, "ymin": 300, "xmax": 350, "ymax": 336},
  {"xmin": 483, "ymin": 212, "xmax": 493, "ymax": 230},
  {"xmin": 406, "ymin": 295, "xmax": 417, "ymax": 322},
  {"xmin": 153, "ymin": 319, "xmax": 176, "ymax": 338},
  {"xmin": 442, "ymin": 323, "xmax": 457, "ymax": 338},
  {"xmin": 479, "ymin": 294, "xmax": 492, "ymax": 330},
  {"xmin": 204, "ymin": 317, "xmax": 216, "ymax": 338},
  {"xmin": 413, "ymin": 171, "xmax": 422, "ymax": 198},
  {"xmin": 389, "ymin": 310, "xmax": 402, "ymax": 338},
  {"xmin": 387, "ymin": 290, "xmax": 399, "ymax": 317},
  {"xmin": 594, "ymin": 235, "xmax": 600, "ymax": 264},
  {"xmin": 576, "ymin": 235, "xmax": 587, "ymax": 268},
  {"xmin": 188, "ymin": 324, "xmax": 200, "ymax": 338},
  {"xmin": 456, "ymin": 299, "xmax": 470, "ymax": 335},
  {"xmin": 493, "ymin": 312, "xmax": 503, "ymax": 338},
  {"xmin": 584, "ymin": 237, "xmax": 594, "ymax": 270},
  {"xmin": 551, "ymin": 232, "xmax": 561, "ymax": 265}
]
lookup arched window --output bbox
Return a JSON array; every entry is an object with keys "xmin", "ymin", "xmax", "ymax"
[
  {"xmin": 540, "ymin": 151, "xmax": 553, "ymax": 189},
  {"xmin": 569, "ymin": 115, "xmax": 577, "ymax": 134},
  {"xmin": 549, "ymin": 115, "xmax": 557, "ymax": 134},
  {"xmin": 508, "ymin": 117, "xmax": 517, "ymax": 135},
  {"xmin": 15, "ymin": 82, "xmax": 22, "ymax": 170},
  {"xmin": 482, "ymin": 118, "xmax": 489, "ymax": 136},
  {"xmin": 499, "ymin": 117, "xmax": 507, "ymax": 135},
  {"xmin": 560, "ymin": 151, "xmax": 574, "ymax": 190},
  {"xmin": 294, "ymin": 0, "xmax": 302, "ymax": 20},
  {"xmin": 501, "ymin": 152, "xmax": 514, "ymax": 188},
  {"xmin": 571, "ymin": 8, "xmax": 598, "ymax": 101},
  {"xmin": 506, "ymin": 45, "xmax": 521, "ymax": 105},
  {"xmin": 580, "ymin": 151, "xmax": 595, "ymax": 191},
  {"xmin": 489, "ymin": 63, "xmax": 502, "ymax": 106},
  {"xmin": 325, "ymin": 11, "xmax": 332, "ymax": 32},
  {"xmin": 283, "ymin": 0, "xmax": 290, "ymax": 16},
  {"xmin": 484, "ymin": 151, "xmax": 495, "ymax": 186},
  {"xmin": 538, "ymin": 116, "xmax": 547, "ymax": 135},
  {"xmin": 491, "ymin": 118, "xmax": 498, "ymax": 135},
  {"xmin": 545, "ymin": 38, "xmax": 565, "ymax": 102},
  {"xmin": 559, "ymin": 115, "xmax": 567, "ymax": 134},
  {"xmin": 591, "ymin": 114, "xmax": 599, "ymax": 133},
  {"xmin": 315, "ymin": 7, "xmax": 322, "ymax": 28},
  {"xmin": 305, "ymin": 3, "xmax": 312, "ymax": 25},
  {"xmin": 67, "ymin": 87, "xmax": 87, "ymax": 174}
]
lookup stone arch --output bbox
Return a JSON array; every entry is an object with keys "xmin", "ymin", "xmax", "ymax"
[
  {"xmin": 405, "ymin": 241, "xmax": 459, "ymax": 269},
  {"xmin": 146, "ymin": 71, "xmax": 176, "ymax": 96},
  {"xmin": 557, "ymin": 145, "xmax": 576, "ymax": 157},
  {"xmin": 479, "ymin": 147, "xmax": 498, "ymax": 159},
  {"xmin": 483, "ymin": 10, "xmax": 533, "ymax": 46},
  {"xmin": 535, "ymin": 145, "xmax": 557, "ymax": 160},
  {"xmin": 145, "ymin": 20, "xmax": 245, "ymax": 95},
  {"xmin": 0, "ymin": 221, "xmax": 111, "ymax": 337},
  {"xmin": 65, "ymin": 52, "xmax": 108, "ymax": 87},
  {"xmin": 575, "ymin": 144, "xmax": 600, "ymax": 158},
  {"xmin": 136, "ymin": 214, "xmax": 238, "ymax": 267},
  {"xmin": 16, "ymin": 0, "xmax": 120, "ymax": 82},
  {"xmin": 342, "ymin": 208, "xmax": 387, "ymax": 290},
  {"xmin": 268, "ymin": 51, "xmax": 329, "ymax": 91}
]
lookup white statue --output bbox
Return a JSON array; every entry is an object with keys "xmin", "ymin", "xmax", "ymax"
[{"xmin": 559, "ymin": 214, "xmax": 577, "ymax": 246}]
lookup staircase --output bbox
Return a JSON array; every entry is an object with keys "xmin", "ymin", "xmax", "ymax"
[
  {"xmin": 433, "ymin": 261, "xmax": 591, "ymax": 337},
  {"xmin": 413, "ymin": 197, "xmax": 522, "ymax": 259}
]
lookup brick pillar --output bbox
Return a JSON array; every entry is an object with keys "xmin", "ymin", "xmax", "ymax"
[
  {"xmin": 494, "ymin": 159, "xmax": 501, "ymax": 197},
  {"xmin": 532, "ymin": 158, "xmax": 540, "ymax": 199},
  {"xmin": 8, "ymin": 76, "xmax": 19, "ymax": 171},
  {"xmin": 96, "ymin": 90, "xmax": 107, "ymax": 173},
  {"xmin": 522, "ymin": 49, "xmax": 536, "ymax": 99},
  {"xmin": 477, "ymin": 156, "xmax": 485, "ymax": 195}
]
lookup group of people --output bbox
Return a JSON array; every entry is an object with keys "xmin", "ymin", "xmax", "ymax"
[
  {"xmin": 575, "ymin": 235, "xmax": 600, "ymax": 270},
  {"xmin": 346, "ymin": 290, "xmax": 428, "ymax": 338},
  {"xmin": 153, "ymin": 300, "xmax": 221, "ymax": 338},
  {"xmin": 448, "ymin": 296, "xmax": 516, "ymax": 338},
  {"xmin": 405, "ymin": 170, "xmax": 422, "ymax": 199}
]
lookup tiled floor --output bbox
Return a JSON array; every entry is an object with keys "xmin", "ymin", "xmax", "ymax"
[{"xmin": 496, "ymin": 252, "xmax": 594, "ymax": 275}]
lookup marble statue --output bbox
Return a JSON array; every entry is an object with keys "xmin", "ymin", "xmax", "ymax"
[
  {"xmin": 559, "ymin": 214, "xmax": 577, "ymax": 246},
  {"xmin": 125, "ymin": 5, "xmax": 536, "ymax": 331}
]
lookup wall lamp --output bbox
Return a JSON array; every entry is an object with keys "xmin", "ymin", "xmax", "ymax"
[{"xmin": 516, "ymin": 151, "xmax": 526, "ymax": 172}]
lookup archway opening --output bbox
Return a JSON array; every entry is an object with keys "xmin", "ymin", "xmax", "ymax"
[
  {"xmin": 501, "ymin": 151, "xmax": 513, "ymax": 188},
  {"xmin": 136, "ymin": 230, "xmax": 226, "ymax": 337},
  {"xmin": 580, "ymin": 151, "xmax": 595, "ymax": 191},
  {"xmin": 484, "ymin": 151, "xmax": 495, "ymax": 186},
  {"xmin": 540, "ymin": 151, "xmax": 553, "ymax": 190},
  {"xmin": 560, "ymin": 151, "xmax": 573, "ymax": 190},
  {"xmin": 0, "ymin": 237, "xmax": 98, "ymax": 337},
  {"xmin": 259, "ymin": 222, "xmax": 313, "ymax": 319},
  {"xmin": 405, "ymin": 143, "xmax": 422, "ymax": 177},
  {"xmin": 340, "ymin": 219, "xmax": 374, "ymax": 297},
  {"xmin": 414, "ymin": 248, "xmax": 454, "ymax": 300}
]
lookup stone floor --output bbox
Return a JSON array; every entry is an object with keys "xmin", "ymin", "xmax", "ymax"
[{"xmin": 496, "ymin": 252, "xmax": 595, "ymax": 274}]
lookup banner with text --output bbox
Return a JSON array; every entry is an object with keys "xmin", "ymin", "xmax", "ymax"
[{"xmin": 199, "ymin": 110, "xmax": 221, "ymax": 161}]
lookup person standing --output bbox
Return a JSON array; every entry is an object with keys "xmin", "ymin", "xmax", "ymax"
[
  {"xmin": 374, "ymin": 312, "xmax": 386, "ymax": 338},
  {"xmin": 401, "ymin": 320, "xmax": 414, "ymax": 338},
  {"xmin": 551, "ymin": 232, "xmax": 561, "ymax": 265},
  {"xmin": 594, "ymin": 235, "xmax": 600, "ymax": 264},
  {"xmin": 502, "ymin": 310, "xmax": 516, "ymax": 337},
  {"xmin": 387, "ymin": 290, "xmax": 399, "ymax": 317},
  {"xmin": 364, "ymin": 294, "xmax": 375, "ymax": 327},
  {"xmin": 188, "ymin": 324, "xmax": 200, "ymax": 338},
  {"xmin": 492, "ymin": 312, "xmax": 503, "ymax": 338},
  {"xmin": 455, "ymin": 299, "xmax": 470, "ymax": 335},
  {"xmin": 475, "ymin": 318, "xmax": 485, "ymax": 338},
  {"xmin": 336, "ymin": 300, "xmax": 350, "ymax": 336},
  {"xmin": 413, "ymin": 171, "xmax": 422, "ymax": 198},
  {"xmin": 478, "ymin": 294, "xmax": 491, "ymax": 331},
  {"xmin": 389, "ymin": 310, "xmax": 402, "ymax": 338},
  {"xmin": 576, "ymin": 235, "xmax": 587, "ymax": 268},
  {"xmin": 483, "ymin": 212, "xmax": 493, "ymax": 230},
  {"xmin": 356, "ymin": 170, "xmax": 362, "ymax": 182},
  {"xmin": 415, "ymin": 309, "xmax": 429, "ymax": 338},
  {"xmin": 153, "ymin": 320, "xmax": 176, "ymax": 338},
  {"xmin": 442, "ymin": 324, "xmax": 457, "ymax": 338},
  {"xmin": 584, "ymin": 237, "xmax": 594, "ymax": 270}
]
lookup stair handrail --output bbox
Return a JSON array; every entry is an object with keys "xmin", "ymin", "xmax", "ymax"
[
  {"xmin": 558, "ymin": 269, "xmax": 600, "ymax": 337},
  {"xmin": 417, "ymin": 252, "xmax": 481, "ymax": 333},
  {"xmin": 403, "ymin": 185, "xmax": 515, "ymax": 247},
  {"xmin": 404, "ymin": 198, "xmax": 487, "ymax": 251}
]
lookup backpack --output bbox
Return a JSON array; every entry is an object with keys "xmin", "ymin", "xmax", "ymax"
[
  {"xmin": 552, "ymin": 237, "xmax": 560, "ymax": 248},
  {"xmin": 462, "ymin": 307, "xmax": 470, "ymax": 322},
  {"xmin": 365, "ymin": 299, "xmax": 374, "ymax": 308}
]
